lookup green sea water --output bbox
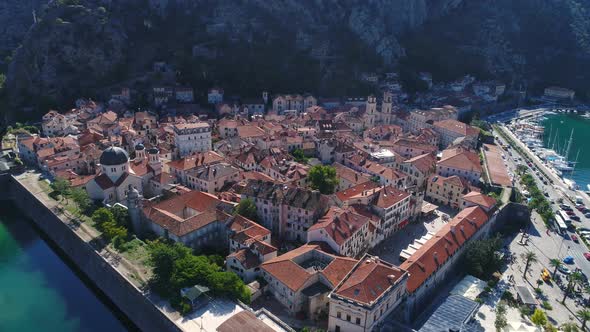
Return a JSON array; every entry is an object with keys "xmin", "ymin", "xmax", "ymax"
[
  {"xmin": 0, "ymin": 206, "xmax": 130, "ymax": 332},
  {"xmin": 542, "ymin": 113, "xmax": 590, "ymax": 189}
]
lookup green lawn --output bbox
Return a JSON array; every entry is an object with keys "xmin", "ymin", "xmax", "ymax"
[
  {"xmin": 119, "ymin": 238, "xmax": 151, "ymax": 266},
  {"xmin": 37, "ymin": 179, "xmax": 52, "ymax": 193}
]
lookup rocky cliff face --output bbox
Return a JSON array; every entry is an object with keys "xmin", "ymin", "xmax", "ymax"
[
  {"xmin": 0, "ymin": 0, "xmax": 45, "ymax": 55},
  {"xmin": 4, "ymin": 0, "xmax": 590, "ymax": 110}
]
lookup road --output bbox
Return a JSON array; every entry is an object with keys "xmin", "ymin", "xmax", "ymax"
[{"xmin": 493, "ymin": 125, "xmax": 590, "ymax": 280}]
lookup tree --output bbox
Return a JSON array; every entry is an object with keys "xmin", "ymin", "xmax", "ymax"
[
  {"xmin": 233, "ymin": 198, "xmax": 258, "ymax": 221},
  {"xmin": 521, "ymin": 251, "xmax": 538, "ymax": 279},
  {"xmin": 308, "ymin": 165, "xmax": 338, "ymax": 194},
  {"xmin": 495, "ymin": 300, "xmax": 508, "ymax": 332},
  {"xmin": 70, "ymin": 187, "xmax": 92, "ymax": 215},
  {"xmin": 561, "ymin": 322, "xmax": 581, "ymax": 332},
  {"xmin": 111, "ymin": 204, "xmax": 130, "ymax": 228},
  {"xmin": 51, "ymin": 177, "xmax": 71, "ymax": 202},
  {"xmin": 531, "ymin": 309, "xmax": 548, "ymax": 326},
  {"xmin": 563, "ymin": 271, "xmax": 584, "ymax": 303},
  {"xmin": 91, "ymin": 207, "xmax": 115, "ymax": 226},
  {"xmin": 544, "ymin": 323, "xmax": 558, "ymax": 332},
  {"xmin": 463, "ymin": 236, "xmax": 503, "ymax": 279},
  {"xmin": 291, "ymin": 148, "xmax": 308, "ymax": 163},
  {"xmin": 148, "ymin": 240, "xmax": 193, "ymax": 298},
  {"xmin": 576, "ymin": 309, "xmax": 590, "ymax": 331},
  {"xmin": 549, "ymin": 258, "xmax": 563, "ymax": 278}
]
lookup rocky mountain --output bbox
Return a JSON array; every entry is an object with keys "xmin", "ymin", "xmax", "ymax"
[
  {"xmin": 3, "ymin": 0, "xmax": 590, "ymax": 114},
  {"xmin": 0, "ymin": 0, "xmax": 45, "ymax": 56}
]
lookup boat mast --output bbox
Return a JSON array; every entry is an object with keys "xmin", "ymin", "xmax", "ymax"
[
  {"xmin": 547, "ymin": 124, "xmax": 552, "ymax": 147},
  {"xmin": 565, "ymin": 129, "xmax": 574, "ymax": 161},
  {"xmin": 552, "ymin": 129, "xmax": 559, "ymax": 150},
  {"xmin": 572, "ymin": 149, "xmax": 581, "ymax": 175}
]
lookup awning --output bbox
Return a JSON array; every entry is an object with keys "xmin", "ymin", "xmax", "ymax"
[
  {"xmin": 421, "ymin": 202, "xmax": 438, "ymax": 214},
  {"xmin": 398, "ymin": 219, "xmax": 409, "ymax": 229}
]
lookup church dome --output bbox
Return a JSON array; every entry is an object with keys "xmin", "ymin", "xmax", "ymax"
[
  {"xmin": 135, "ymin": 143, "xmax": 145, "ymax": 150},
  {"xmin": 100, "ymin": 146, "xmax": 129, "ymax": 166}
]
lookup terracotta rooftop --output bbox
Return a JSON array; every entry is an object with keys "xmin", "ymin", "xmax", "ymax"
[
  {"xmin": 308, "ymin": 207, "xmax": 371, "ymax": 246},
  {"xmin": 142, "ymin": 190, "xmax": 230, "ymax": 237},
  {"xmin": 374, "ymin": 185, "xmax": 411, "ymax": 209},
  {"xmin": 261, "ymin": 244, "xmax": 357, "ymax": 291},
  {"xmin": 438, "ymin": 148, "xmax": 482, "ymax": 173},
  {"xmin": 403, "ymin": 153, "xmax": 436, "ymax": 174},
  {"xmin": 433, "ymin": 119, "xmax": 480, "ymax": 137},
  {"xmin": 462, "ymin": 191, "xmax": 497, "ymax": 210},
  {"xmin": 332, "ymin": 255, "xmax": 408, "ymax": 306},
  {"xmin": 167, "ymin": 151, "xmax": 224, "ymax": 171},
  {"xmin": 400, "ymin": 206, "xmax": 489, "ymax": 293}
]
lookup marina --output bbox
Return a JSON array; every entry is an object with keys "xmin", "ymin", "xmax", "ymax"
[{"xmin": 506, "ymin": 109, "xmax": 590, "ymax": 190}]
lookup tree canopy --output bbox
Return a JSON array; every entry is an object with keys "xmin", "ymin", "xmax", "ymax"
[
  {"xmin": 308, "ymin": 165, "xmax": 339, "ymax": 194},
  {"xmin": 233, "ymin": 198, "xmax": 258, "ymax": 221},
  {"xmin": 530, "ymin": 309, "xmax": 548, "ymax": 326},
  {"xmin": 147, "ymin": 240, "xmax": 250, "ymax": 305},
  {"xmin": 462, "ymin": 236, "xmax": 503, "ymax": 279}
]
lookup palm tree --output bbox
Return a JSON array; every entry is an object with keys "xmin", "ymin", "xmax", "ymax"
[
  {"xmin": 561, "ymin": 322, "xmax": 581, "ymax": 332},
  {"xmin": 549, "ymin": 258, "xmax": 563, "ymax": 278},
  {"xmin": 577, "ymin": 309, "xmax": 590, "ymax": 331},
  {"xmin": 562, "ymin": 271, "xmax": 584, "ymax": 303},
  {"xmin": 521, "ymin": 251, "xmax": 538, "ymax": 279}
]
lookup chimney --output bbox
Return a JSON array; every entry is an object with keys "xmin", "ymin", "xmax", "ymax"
[{"xmin": 387, "ymin": 275, "xmax": 396, "ymax": 283}]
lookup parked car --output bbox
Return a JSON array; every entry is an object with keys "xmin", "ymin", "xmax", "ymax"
[
  {"xmin": 566, "ymin": 210, "xmax": 575, "ymax": 216},
  {"xmin": 571, "ymin": 234, "xmax": 579, "ymax": 243},
  {"xmin": 563, "ymin": 256, "xmax": 575, "ymax": 264},
  {"xmin": 571, "ymin": 215, "xmax": 581, "ymax": 221},
  {"xmin": 561, "ymin": 204, "xmax": 573, "ymax": 211},
  {"xmin": 584, "ymin": 213, "xmax": 590, "ymax": 218},
  {"xmin": 584, "ymin": 253, "xmax": 590, "ymax": 261},
  {"xmin": 558, "ymin": 265, "xmax": 572, "ymax": 274}
]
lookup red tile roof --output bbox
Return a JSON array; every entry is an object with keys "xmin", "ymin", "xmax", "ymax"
[
  {"xmin": 400, "ymin": 206, "xmax": 489, "ymax": 293},
  {"xmin": 166, "ymin": 151, "xmax": 224, "ymax": 171},
  {"xmin": 335, "ymin": 181, "xmax": 380, "ymax": 204},
  {"xmin": 438, "ymin": 148, "xmax": 482, "ymax": 173},
  {"xmin": 332, "ymin": 255, "xmax": 408, "ymax": 305},
  {"xmin": 142, "ymin": 191, "xmax": 230, "ymax": 237},
  {"xmin": 433, "ymin": 119, "xmax": 480, "ymax": 137},
  {"xmin": 403, "ymin": 153, "xmax": 436, "ymax": 174},
  {"xmin": 261, "ymin": 245, "xmax": 357, "ymax": 291},
  {"xmin": 462, "ymin": 191, "xmax": 497, "ymax": 210},
  {"xmin": 374, "ymin": 185, "xmax": 411, "ymax": 209},
  {"xmin": 308, "ymin": 207, "xmax": 370, "ymax": 246}
]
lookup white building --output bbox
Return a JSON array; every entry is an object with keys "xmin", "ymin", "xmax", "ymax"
[
  {"xmin": 226, "ymin": 215, "xmax": 277, "ymax": 283},
  {"xmin": 272, "ymin": 94, "xmax": 317, "ymax": 114},
  {"xmin": 41, "ymin": 110, "xmax": 79, "ymax": 137},
  {"xmin": 173, "ymin": 122, "xmax": 212, "ymax": 157},
  {"xmin": 328, "ymin": 255, "xmax": 409, "ymax": 332},
  {"xmin": 85, "ymin": 147, "xmax": 143, "ymax": 204},
  {"xmin": 208, "ymin": 88, "xmax": 224, "ymax": 104}
]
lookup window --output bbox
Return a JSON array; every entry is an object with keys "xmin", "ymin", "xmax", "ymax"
[
  {"xmin": 356, "ymin": 317, "xmax": 361, "ymax": 325},
  {"xmin": 337, "ymin": 311, "xmax": 341, "ymax": 319},
  {"xmin": 346, "ymin": 314, "xmax": 351, "ymax": 322},
  {"xmin": 335, "ymin": 326, "xmax": 340, "ymax": 332}
]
